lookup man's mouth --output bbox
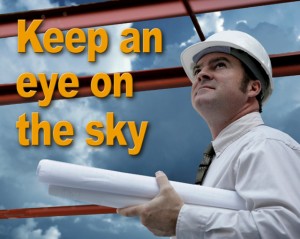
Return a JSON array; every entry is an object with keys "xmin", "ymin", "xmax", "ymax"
[{"xmin": 195, "ymin": 85, "xmax": 214, "ymax": 96}]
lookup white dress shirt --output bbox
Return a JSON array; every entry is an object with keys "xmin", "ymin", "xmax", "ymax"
[{"xmin": 174, "ymin": 112, "xmax": 300, "ymax": 239}]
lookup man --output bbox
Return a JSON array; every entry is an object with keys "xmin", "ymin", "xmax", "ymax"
[{"xmin": 117, "ymin": 31, "xmax": 300, "ymax": 238}]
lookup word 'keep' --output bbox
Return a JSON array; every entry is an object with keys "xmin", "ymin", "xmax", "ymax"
[{"xmin": 18, "ymin": 20, "xmax": 163, "ymax": 62}]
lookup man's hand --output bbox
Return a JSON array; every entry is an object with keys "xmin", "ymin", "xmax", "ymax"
[{"xmin": 117, "ymin": 171, "xmax": 184, "ymax": 236}]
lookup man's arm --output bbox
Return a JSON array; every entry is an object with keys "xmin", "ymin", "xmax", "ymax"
[{"xmin": 118, "ymin": 138, "xmax": 300, "ymax": 238}]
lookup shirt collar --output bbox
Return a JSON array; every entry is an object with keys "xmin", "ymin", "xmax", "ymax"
[{"xmin": 212, "ymin": 112, "xmax": 264, "ymax": 157}]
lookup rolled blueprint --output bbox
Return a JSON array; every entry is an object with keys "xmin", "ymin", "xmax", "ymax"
[
  {"xmin": 37, "ymin": 159, "xmax": 246, "ymax": 210},
  {"xmin": 49, "ymin": 185, "xmax": 149, "ymax": 208}
]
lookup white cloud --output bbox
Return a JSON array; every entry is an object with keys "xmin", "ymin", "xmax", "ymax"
[
  {"xmin": 197, "ymin": 12, "xmax": 224, "ymax": 36},
  {"xmin": 42, "ymin": 98, "xmax": 108, "ymax": 166},
  {"xmin": 65, "ymin": 1, "xmax": 78, "ymax": 7},
  {"xmin": 15, "ymin": 0, "xmax": 59, "ymax": 10},
  {"xmin": 151, "ymin": 12, "xmax": 225, "ymax": 69},
  {"xmin": 0, "ymin": 0, "xmax": 62, "ymax": 14},
  {"xmin": 179, "ymin": 34, "xmax": 199, "ymax": 48},
  {"xmin": 179, "ymin": 12, "xmax": 225, "ymax": 48},
  {"xmin": 23, "ymin": 202, "xmax": 51, "ymax": 208},
  {"xmin": 236, "ymin": 20, "xmax": 248, "ymax": 25},
  {"xmin": 12, "ymin": 219, "xmax": 61, "ymax": 239},
  {"xmin": 73, "ymin": 217, "xmax": 81, "ymax": 223},
  {"xmin": 87, "ymin": 215, "xmax": 143, "ymax": 235}
]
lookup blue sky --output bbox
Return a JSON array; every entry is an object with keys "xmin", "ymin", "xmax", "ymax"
[{"xmin": 0, "ymin": 0, "xmax": 300, "ymax": 238}]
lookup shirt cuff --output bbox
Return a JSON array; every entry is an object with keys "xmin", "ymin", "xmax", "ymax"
[
  {"xmin": 175, "ymin": 204, "xmax": 207, "ymax": 239},
  {"xmin": 175, "ymin": 204, "xmax": 245, "ymax": 239}
]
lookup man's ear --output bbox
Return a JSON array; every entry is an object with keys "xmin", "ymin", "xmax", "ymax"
[{"xmin": 248, "ymin": 80, "xmax": 261, "ymax": 98}]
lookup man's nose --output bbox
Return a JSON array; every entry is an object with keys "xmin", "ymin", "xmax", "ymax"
[{"xmin": 196, "ymin": 67, "xmax": 212, "ymax": 82}]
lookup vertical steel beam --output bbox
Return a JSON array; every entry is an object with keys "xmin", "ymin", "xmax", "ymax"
[{"xmin": 181, "ymin": 0, "xmax": 206, "ymax": 41}]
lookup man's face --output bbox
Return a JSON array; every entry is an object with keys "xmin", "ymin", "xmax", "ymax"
[{"xmin": 191, "ymin": 52, "xmax": 248, "ymax": 117}]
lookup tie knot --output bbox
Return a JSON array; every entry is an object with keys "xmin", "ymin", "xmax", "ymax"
[{"xmin": 195, "ymin": 142, "xmax": 215, "ymax": 185}]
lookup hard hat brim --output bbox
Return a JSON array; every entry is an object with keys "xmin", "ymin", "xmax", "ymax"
[{"xmin": 181, "ymin": 40, "xmax": 253, "ymax": 82}]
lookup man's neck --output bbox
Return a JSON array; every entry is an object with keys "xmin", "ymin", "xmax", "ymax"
[{"xmin": 206, "ymin": 105, "xmax": 260, "ymax": 139}]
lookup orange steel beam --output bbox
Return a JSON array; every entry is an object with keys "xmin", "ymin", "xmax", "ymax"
[
  {"xmin": 0, "ymin": 0, "xmax": 298, "ymax": 38},
  {"xmin": 0, "ymin": 51, "xmax": 299, "ymax": 106},
  {"xmin": 0, "ymin": 67, "xmax": 189, "ymax": 106},
  {"xmin": 271, "ymin": 51, "xmax": 300, "ymax": 77},
  {"xmin": 0, "ymin": 205, "xmax": 116, "ymax": 219}
]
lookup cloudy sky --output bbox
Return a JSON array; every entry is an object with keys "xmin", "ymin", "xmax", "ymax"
[{"xmin": 0, "ymin": 0, "xmax": 300, "ymax": 238}]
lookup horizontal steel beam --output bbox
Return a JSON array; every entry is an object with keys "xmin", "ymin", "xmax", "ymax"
[
  {"xmin": 270, "ymin": 51, "xmax": 300, "ymax": 77},
  {"xmin": 0, "ymin": 205, "xmax": 115, "ymax": 219},
  {"xmin": 0, "ymin": 0, "xmax": 297, "ymax": 38},
  {"xmin": 0, "ymin": 67, "xmax": 188, "ymax": 106},
  {"xmin": 0, "ymin": 51, "xmax": 299, "ymax": 106}
]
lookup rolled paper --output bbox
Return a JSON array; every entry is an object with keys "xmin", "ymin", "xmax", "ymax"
[
  {"xmin": 37, "ymin": 159, "xmax": 246, "ymax": 210},
  {"xmin": 49, "ymin": 185, "xmax": 149, "ymax": 208}
]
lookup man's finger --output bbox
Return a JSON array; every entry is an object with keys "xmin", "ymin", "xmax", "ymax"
[
  {"xmin": 155, "ymin": 171, "xmax": 171, "ymax": 189},
  {"xmin": 116, "ymin": 204, "xmax": 143, "ymax": 217}
]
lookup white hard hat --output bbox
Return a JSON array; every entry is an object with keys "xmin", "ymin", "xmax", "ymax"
[{"xmin": 181, "ymin": 30, "xmax": 273, "ymax": 103}]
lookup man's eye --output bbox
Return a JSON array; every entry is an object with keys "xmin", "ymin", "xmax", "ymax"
[
  {"xmin": 193, "ymin": 68, "xmax": 201, "ymax": 76},
  {"xmin": 215, "ymin": 62, "xmax": 226, "ymax": 69}
]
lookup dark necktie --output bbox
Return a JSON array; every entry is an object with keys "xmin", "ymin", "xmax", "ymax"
[{"xmin": 195, "ymin": 143, "xmax": 215, "ymax": 185}]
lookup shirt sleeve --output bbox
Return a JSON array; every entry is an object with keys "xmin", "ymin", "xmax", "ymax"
[{"xmin": 175, "ymin": 138, "xmax": 300, "ymax": 239}]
